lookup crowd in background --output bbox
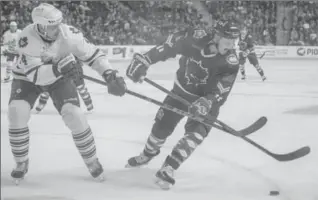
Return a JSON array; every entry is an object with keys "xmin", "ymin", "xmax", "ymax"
[{"xmin": 1, "ymin": 1, "xmax": 318, "ymax": 46}]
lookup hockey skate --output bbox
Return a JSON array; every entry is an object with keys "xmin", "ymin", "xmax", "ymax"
[
  {"xmin": 85, "ymin": 104, "xmax": 94, "ymax": 114},
  {"xmin": 86, "ymin": 158, "xmax": 105, "ymax": 182},
  {"xmin": 11, "ymin": 159, "xmax": 29, "ymax": 185},
  {"xmin": 35, "ymin": 103, "xmax": 46, "ymax": 113},
  {"xmin": 125, "ymin": 150, "xmax": 159, "ymax": 168},
  {"xmin": 154, "ymin": 164, "xmax": 175, "ymax": 190},
  {"xmin": 262, "ymin": 76, "xmax": 267, "ymax": 81},
  {"xmin": 241, "ymin": 75, "xmax": 246, "ymax": 80}
]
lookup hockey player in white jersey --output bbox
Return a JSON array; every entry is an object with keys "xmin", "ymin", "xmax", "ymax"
[
  {"xmin": 8, "ymin": 3, "xmax": 126, "ymax": 184},
  {"xmin": 2, "ymin": 21, "xmax": 21, "ymax": 82}
]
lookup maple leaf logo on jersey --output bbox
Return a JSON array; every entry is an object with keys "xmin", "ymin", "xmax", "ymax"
[
  {"xmin": 193, "ymin": 29, "xmax": 207, "ymax": 39},
  {"xmin": 18, "ymin": 37, "xmax": 28, "ymax": 48},
  {"xmin": 185, "ymin": 58, "xmax": 209, "ymax": 86}
]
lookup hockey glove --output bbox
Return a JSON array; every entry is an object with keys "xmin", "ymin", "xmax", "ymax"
[
  {"xmin": 102, "ymin": 69, "xmax": 126, "ymax": 96},
  {"xmin": 241, "ymin": 50, "xmax": 250, "ymax": 58},
  {"xmin": 189, "ymin": 97, "xmax": 212, "ymax": 118},
  {"xmin": 126, "ymin": 53, "xmax": 151, "ymax": 83},
  {"xmin": 56, "ymin": 54, "xmax": 80, "ymax": 80}
]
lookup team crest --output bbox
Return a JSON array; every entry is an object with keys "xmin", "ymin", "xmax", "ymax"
[
  {"xmin": 185, "ymin": 58, "xmax": 209, "ymax": 86},
  {"xmin": 226, "ymin": 54, "xmax": 239, "ymax": 65},
  {"xmin": 19, "ymin": 37, "xmax": 28, "ymax": 48},
  {"xmin": 193, "ymin": 29, "xmax": 207, "ymax": 39}
]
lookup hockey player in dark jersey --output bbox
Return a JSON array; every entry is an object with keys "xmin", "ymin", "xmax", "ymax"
[
  {"xmin": 125, "ymin": 20, "xmax": 241, "ymax": 190},
  {"xmin": 35, "ymin": 58, "xmax": 94, "ymax": 113},
  {"xmin": 238, "ymin": 26, "xmax": 266, "ymax": 81}
]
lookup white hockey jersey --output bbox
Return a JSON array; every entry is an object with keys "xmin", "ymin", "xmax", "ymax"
[
  {"xmin": 14, "ymin": 23, "xmax": 106, "ymax": 86},
  {"xmin": 3, "ymin": 29, "xmax": 21, "ymax": 54}
]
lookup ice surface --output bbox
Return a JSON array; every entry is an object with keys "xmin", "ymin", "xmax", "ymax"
[{"xmin": 1, "ymin": 59, "xmax": 318, "ymax": 200}]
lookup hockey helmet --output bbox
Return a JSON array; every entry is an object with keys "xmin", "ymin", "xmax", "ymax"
[
  {"xmin": 214, "ymin": 20, "xmax": 240, "ymax": 39},
  {"xmin": 9, "ymin": 21, "xmax": 17, "ymax": 32},
  {"xmin": 32, "ymin": 3, "xmax": 63, "ymax": 41}
]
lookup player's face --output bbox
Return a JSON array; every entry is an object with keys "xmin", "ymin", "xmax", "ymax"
[
  {"xmin": 38, "ymin": 24, "xmax": 60, "ymax": 41},
  {"xmin": 10, "ymin": 25, "xmax": 17, "ymax": 32},
  {"xmin": 218, "ymin": 37, "xmax": 236, "ymax": 55}
]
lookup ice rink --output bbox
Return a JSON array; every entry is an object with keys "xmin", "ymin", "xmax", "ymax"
[{"xmin": 1, "ymin": 59, "xmax": 318, "ymax": 200}]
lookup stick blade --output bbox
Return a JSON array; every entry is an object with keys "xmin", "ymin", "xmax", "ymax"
[
  {"xmin": 240, "ymin": 116, "xmax": 267, "ymax": 136},
  {"xmin": 273, "ymin": 146, "xmax": 311, "ymax": 162}
]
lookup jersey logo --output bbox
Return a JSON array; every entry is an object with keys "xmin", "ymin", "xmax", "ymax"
[
  {"xmin": 193, "ymin": 30, "xmax": 207, "ymax": 39},
  {"xmin": 185, "ymin": 58, "xmax": 209, "ymax": 86},
  {"xmin": 18, "ymin": 37, "xmax": 28, "ymax": 48},
  {"xmin": 226, "ymin": 54, "xmax": 239, "ymax": 65}
]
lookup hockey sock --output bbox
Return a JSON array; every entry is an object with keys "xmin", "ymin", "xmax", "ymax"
[
  {"xmin": 164, "ymin": 132, "xmax": 204, "ymax": 170},
  {"xmin": 254, "ymin": 65, "xmax": 265, "ymax": 76},
  {"xmin": 5, "ymin": 61, "xmax": 13, "ymax": 77},
  {"xmin": 77, "ymin": 84, "xmax": 93, "ymax": 108},
  {"xmin": 72, "ymin": 127, "xmax": 97, "ymax": 164},
  {"xmin": 9, "ymin": 127, "xmax": 30, "ymax": 163},
  {"xmin": 144, "ymin": 133, "xmax": 165, "ymax": 156}
]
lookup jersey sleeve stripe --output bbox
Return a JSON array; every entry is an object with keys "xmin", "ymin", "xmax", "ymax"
[
  {"xmin": 24, "ymin": 65, "xmax": 42, "ymax": 75},
  {"xmin": 88, "ymin": 55, "xmax": 106, "ymax": 67},
  {"xmin": 84, "ymin": 49, "xmax": 100, "ymax": 63}
]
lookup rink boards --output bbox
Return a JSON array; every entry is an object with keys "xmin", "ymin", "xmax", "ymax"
[{"xmin": 1, "ymin": 59, "xmax": 318, "ymax": 200}]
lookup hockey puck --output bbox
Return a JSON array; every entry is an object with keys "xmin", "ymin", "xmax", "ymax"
[{"xmin": 269, "ymin": 191, "xmax": 280, "ymax": 196}]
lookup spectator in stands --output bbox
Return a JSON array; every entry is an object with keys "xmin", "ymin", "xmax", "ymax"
[{"xmin": 1, "ymin": 1, "xmax": 317, "ymax": 45}]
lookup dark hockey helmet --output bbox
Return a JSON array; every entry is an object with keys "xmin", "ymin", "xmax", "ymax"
[{"xmin": 214, "ymin": 20, "xmax": 240, "ymax": 39}]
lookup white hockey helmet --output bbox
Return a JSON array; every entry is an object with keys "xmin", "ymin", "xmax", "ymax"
[
  {"xmin": 32, "ymin": 3, "xmax": 63, "ymax": 41},
  {"xmin": 9, "ymin": 21, "xmax": 18, "ymax": 32}
]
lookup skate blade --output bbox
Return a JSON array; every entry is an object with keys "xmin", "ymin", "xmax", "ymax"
[
  {"xmin": 93, "ymin": 173, "xmax": 105, "ymax": 182},
  {"xmin": 125, "ymin": 162, "xmax": 148, "ymax": 168},
  {"xmin": 154, "ymin": 177, "xmax": 172, "ymax": 190},
  {"xmin": 12, "ymin": 177, "xmax": 24, "ymax": 185}
]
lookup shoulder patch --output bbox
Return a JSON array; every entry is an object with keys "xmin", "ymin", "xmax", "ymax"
[
  {"xmin": 18, "ymin": 37, "xmax": 28, "ymax": 48},
  {"xmin": 193, "ymin": 29, "xmax": 207, "ymax": 39},
  {"xmin": 226, "ymin": 54, "xmax": 239, "ymax": 65}
]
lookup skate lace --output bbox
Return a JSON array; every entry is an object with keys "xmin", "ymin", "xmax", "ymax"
[
  {"xmin": 162, "ymin": 165, "xmax": 174, "ymax": 178},
  {"xmin": 15, "ymin": 162, "xmax": 27, "ymax": 172},
  {"xmin": 87, "ymin": 160, "xmax": 99, "ymax": 172},
  {"xmin": 135, "ymin": 154, "xmax": 149, "ymax": 163}
]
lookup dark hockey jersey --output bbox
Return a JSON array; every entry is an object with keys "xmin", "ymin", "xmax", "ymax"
[
  {"xmin": 144, "ymin": 28, "xmax": 240, "ymax": 106},
  {"xmin": 238, "ymin": 33, "xmax": 255, "ymax": 52}
]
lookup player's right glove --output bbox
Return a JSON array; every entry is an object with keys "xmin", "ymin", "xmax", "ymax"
[
  {"xmin": 54, "ymin": 54, "xmax": 79, "ymax": 80},
  {"xmin": 126, "ymin": 53, "xmax": 151, "ymax": 83},
  {"xmin": 102, "ymin": 69, "xmax": 126, "ymax": 96},
  {"xmin": 241, "ymin": 50, "xmax": 250, "ymax": 57}
]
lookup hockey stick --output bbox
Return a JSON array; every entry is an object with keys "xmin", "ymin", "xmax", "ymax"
[
  {"xmin": 142, "ymin": 77, "xmax": 310, "ymax": 162},
  {"xmin": 83, "ymin": 75, "xmax": 310, "ymax": 162},
  {"xmin": 82, "ymin": 75, "xmax": 224, "ymax": 130},
  {"xmin": 143, "ymin": 78, "xmax": 267, "ymax": 136}
]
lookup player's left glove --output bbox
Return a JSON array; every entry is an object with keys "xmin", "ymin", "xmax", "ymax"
[
  {"xmin": 189, "ymin": 97, "xmax": 212, "ymax": 118},
  {"xmin": 102, "ymin": 69, "xmax": 126, "ymax": 96},
  {"xmin": 126, "ymin": 53, "xmax": 151, "ymax": 83}
]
